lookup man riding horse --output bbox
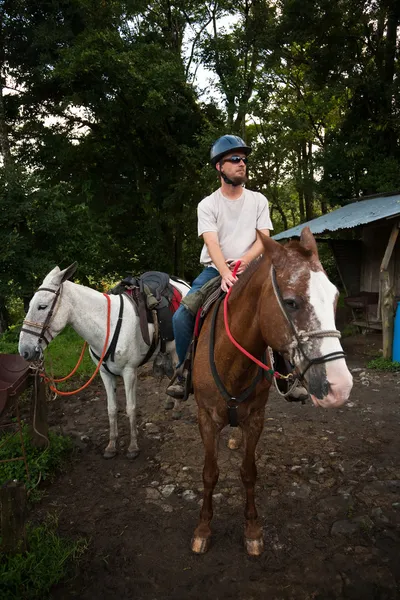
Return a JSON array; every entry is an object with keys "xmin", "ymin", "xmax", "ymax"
[{"xmin": 166, "ymin": 134, "xmax": 308, "ymax": 402}]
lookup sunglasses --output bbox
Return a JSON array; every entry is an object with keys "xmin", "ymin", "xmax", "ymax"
[{"xmin": 222, "ymin": 155, "xmax": 248, "ymax": 165}]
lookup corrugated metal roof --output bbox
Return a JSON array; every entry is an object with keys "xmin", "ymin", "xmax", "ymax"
[{"xmin": 273, "ymin": 193, "xmax": 400, "ymax": 240}]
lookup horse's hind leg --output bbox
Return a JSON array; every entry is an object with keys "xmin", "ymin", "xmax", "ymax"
[
  {"xmin": 123, "ymin": 369, "xmax": 140, "ymax": 459},
  {"xmin": 192, "ymin": 408, "xmax": 222, "ymax": 554},
  {"xmin": 241, "ymin": 408, "xmax": 265, "ymax": 556},
  {"xmin": 100, "ymin": 371, "xmax": 118, "ymax": 459}
]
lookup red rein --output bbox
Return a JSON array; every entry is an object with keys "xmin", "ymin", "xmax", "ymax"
[{"xmin": 223, "ymin": 261, "xmax": 280, "ymax": 379}]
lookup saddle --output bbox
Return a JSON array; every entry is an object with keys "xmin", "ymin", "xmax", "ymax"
[
  {"xmin": 111, "ymin": 271, "xmax": 182, "ymax": 354},
  {"xmin": 174, "ymin": 278, "xmax": 224, "ymax": 401}
]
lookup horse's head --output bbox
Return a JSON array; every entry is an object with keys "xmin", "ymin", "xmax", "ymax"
[
  {"xmin": 19, "ymin": 263, "xmax": 78, "ymax": 362},
  {"xmin": 259, "ymin": 228, "xmax": 353, "ymax": 408}
]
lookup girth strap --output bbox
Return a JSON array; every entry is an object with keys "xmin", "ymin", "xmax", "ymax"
[
  {"xmin": 90, "ymin": 295, "xmax": 124, "ymax": 372},
  {"xmin": 133, "ymin": 287, "xmax": 151, "ymax": 346}
]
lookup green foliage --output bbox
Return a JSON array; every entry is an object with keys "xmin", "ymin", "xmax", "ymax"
[
  {"xmin": 0, "ymin": 425, "xmax": 73, "ymax": 492},
  {"xmin": 0, "ymin": 516, "xmax": 87, "ymax": 600},
  {"xmin": 42, "ymin": 326, "xmax": 97, "ymax": 379},
  {"xmin": 341, "ymin": 324, "xmax": 360, "ymax": 338},
  {"xmin": 0, "ymin": 325, "xmax": 96, "ymax": 378},
  {"xmin": 367, "ymin": 357, "xmax": 400, "ymax": 372},
  {"xmin": 0, "ymin": 326, "xmax": 20, "ymax": 354},
  {"xmin": 0, "ymin": 0, "xmax": 399, "ymax": 318}
]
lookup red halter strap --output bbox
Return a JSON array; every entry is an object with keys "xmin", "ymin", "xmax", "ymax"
[{"xmin": 223, "ymin": 261, "xmax": 280, "ymax": 378}]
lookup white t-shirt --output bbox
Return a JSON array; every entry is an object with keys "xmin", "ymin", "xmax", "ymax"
[{"xmin": 197, "ymin": 188, "xmax": 273, "ymax": 267}]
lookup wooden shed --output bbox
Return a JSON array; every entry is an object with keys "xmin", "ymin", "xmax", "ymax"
[{"xmin": 273, "ymin": 192, "xmax": 400, "ymax": 359}]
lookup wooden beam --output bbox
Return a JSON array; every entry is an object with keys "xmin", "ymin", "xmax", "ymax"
[
  {"xmin": 380, "ymin": 221, "xmax": 399, "ymax": 271},
  {"xmin": 380, "ymin": 221, "xmax": 399, "ymax": 359}
]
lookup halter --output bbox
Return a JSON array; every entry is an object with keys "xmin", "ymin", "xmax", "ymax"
[
  {"xmin": 21, "ymin": 286, "xmax": 61, "ymax": 348},
  {"xmin": 21, "ymin": 282, "xmax": 114, "ymax": 397},
  {"xmin": 270, "ymin": 265, "xmax": 345, "ymax": 379}
]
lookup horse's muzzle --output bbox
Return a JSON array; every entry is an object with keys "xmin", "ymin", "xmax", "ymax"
[
  {"xmin": 19, "ymin": 344, "xmax": 42, "ymax": 362},
  {"xmin": 308, "ymin": 361, "xmax": 353, "ymax": 408},
  {"xmin": 308, "ymin": 368, "xmax": 330, "ymax": 400}
]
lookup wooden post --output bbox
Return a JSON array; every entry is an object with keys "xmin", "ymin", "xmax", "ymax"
[
  {"xmin": 29, "ymin": 372, "xmax": 49, "ymax": 448},
  {"xmin": 380, "ymin": 221, "xmax": 399, "ymax": 359},
  {"xmin": 0, "ymin": 481, "xmax": 28, "ymax": 554}
]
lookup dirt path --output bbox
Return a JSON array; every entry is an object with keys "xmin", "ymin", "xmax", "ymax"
[{"xmin": 35, "ymin": 334, "xmax": 400, "ymax": 600}]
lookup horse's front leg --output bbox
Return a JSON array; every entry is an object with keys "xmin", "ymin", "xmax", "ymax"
[
  {"xmin": 192, "ymin": 408, "xmax": 222, "ymax": 554},
  {"xmin": 100, "ymin": 371, "xmax": 118, "ymax": 459},
  {"xmin": 123, "ymin": 368, "xmax": 140, "ymax": 459},
  {"xmin": 241, "ymin": 408, "xmax": 265, "ymax": 556}
]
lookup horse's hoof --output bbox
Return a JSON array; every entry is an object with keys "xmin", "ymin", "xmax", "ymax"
[
  {"xmin": 165, "ymin": 399, "xmax": 174, "ymax": 410},
  {"xmin": 191, "ymin": 536, "xmax": 210, "ymax": 554},
  {"xmin": 245, "ymin": 537, "xmax": 264, "ymax": 556},
  {"xmin": 126, "ymin": 450, "xmax": 140, "ymax": 459},
  {"xmin": 103, "ymin": 450, "xmax": 117, "ymax": 459},
  {"xmin": 172, "ymin": 410, "xmax": 182, "ymax": 420}
]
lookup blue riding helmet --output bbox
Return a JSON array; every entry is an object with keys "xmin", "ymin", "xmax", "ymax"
[{"xmin": 210, "ymin": 135, "xmax": 252, "ymax": 168}]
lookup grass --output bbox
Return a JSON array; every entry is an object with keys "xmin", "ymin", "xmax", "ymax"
[
  {"xmin": 0, "ymin": 424, "xmax": 73, "ymax": 495},
  {"xmin": 367, "ymin": 356, "xmax": 400, "ymax": 372},
  {"xmin": 0, "ymin": 515, "xmax": 87, "ymax": 600},
  {"xmin": 0, "ymin": 325, "xmax": 96, "ymax": 379}
]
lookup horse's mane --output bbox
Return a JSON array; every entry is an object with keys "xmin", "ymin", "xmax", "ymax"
[{"xmin": 229, "ymin": 254, "xmax": 265, "ymax": 300}]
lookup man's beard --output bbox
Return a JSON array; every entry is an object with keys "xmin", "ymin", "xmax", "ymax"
[{"xmin": 225, "ymin": 172, "xmax": 248, "ymax": 186}]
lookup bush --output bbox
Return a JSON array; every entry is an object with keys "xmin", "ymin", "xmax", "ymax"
[
  {"xmin": 0, "ymin": 425, "xmax": 73, "ymax": 493},
  {"xmin": 0, "ymin": 516, "xmax": 87, "ymax": 600},
  {"xmin": 367, "ymin": 356, "xmax": 400, "ymax": 372}
]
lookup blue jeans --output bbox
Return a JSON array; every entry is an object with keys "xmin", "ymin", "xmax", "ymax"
[{"xmin": 173, "ymin": 267, "xmax": 219, "ymax": 367}]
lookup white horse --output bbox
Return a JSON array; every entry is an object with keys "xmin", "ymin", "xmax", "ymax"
[{"xmin": 18, "ymin": 263, "xmax": 190, "ymax": 459}]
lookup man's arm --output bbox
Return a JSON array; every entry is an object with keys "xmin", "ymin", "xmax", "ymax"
[
  {"xmin": 202, "ymin": 231, "xmax": 238, "ymax": 292},
  {"xmin": 234, "ymin": 229, "xmax": 270, "ymax": 274}
]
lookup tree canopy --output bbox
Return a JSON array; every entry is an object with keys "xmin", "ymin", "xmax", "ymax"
[{"xmin": 0, "ymin": 0, "xmax": 399, "ymax": 328}]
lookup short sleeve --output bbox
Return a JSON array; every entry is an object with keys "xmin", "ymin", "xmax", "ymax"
[
  {"xmin": 197, "ymin": 199, "xmax": 218, "ymax": 237},
  {"xmin": 256, "ymin": 193, "xmax": 273, "ymax": 230}
]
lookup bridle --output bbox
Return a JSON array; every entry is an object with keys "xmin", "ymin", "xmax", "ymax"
[
  {"xmin": 21, "ymin": 285, "xmax": 61, "ymax": 350},
  {"xmin": 270, "ymin": 265, "xmax": 346, "ymax": 379}
]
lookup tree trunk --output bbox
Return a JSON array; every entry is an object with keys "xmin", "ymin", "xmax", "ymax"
[
  {"xmin": 296, "ymin": 148, "xmax": 305, "ymax": 221},
  {"xmin": 0, "ymin": 481, "xmax": 28, "ymax": 554},
  {"xmin": 0, "ymin": 78, "xmax": 12, "ymax": 169},
  {"xmin": 174, "ymin": 226, "xmax": 183, "ymax": 277},
  {"xmin": 0, "ymin": 297, "xmax": 9, "ymax": 332},
  {"xmin": 303, "ymin": 141, "xmax": 314, "ymax": 221}
]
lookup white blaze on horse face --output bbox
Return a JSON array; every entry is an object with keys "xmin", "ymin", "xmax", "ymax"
[{"xmin": 307, "ymin": 271, "xmax": 353, "ymax": 408}]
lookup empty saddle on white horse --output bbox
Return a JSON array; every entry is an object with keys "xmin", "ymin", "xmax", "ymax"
[{"xmin": 111, "ymin": 271, "xmax": 181, "ymax": 347}]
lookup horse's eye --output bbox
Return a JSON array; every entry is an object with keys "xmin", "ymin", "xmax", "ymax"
[
  {"xmin": 284, "ymin": 299, "xmax": 298, "ymax": 310},
  {"xmin": 38, "ymin": 304, "xmax": 48, "ymax": 310}
]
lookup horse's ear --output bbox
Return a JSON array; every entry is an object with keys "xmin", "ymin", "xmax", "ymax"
[
  {"xmin": 299, "ymin": 227, "xmax": 319, "ymax": 256},
  {"xmin": 59, "ymin": 262, "xmax": 78, "ymax": 283},
  {"xmin": 258, "ymin": 231, "xmax": 286, "ymax": 268}
]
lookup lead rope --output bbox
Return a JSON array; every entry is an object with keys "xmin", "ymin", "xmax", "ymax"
[{"xmin": 40, "ymin": 293, "xmax": 111, "ymax": 396}]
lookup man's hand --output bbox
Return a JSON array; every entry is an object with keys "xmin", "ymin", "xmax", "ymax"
[
  {"xmin": 233, "ymin": 260, "xmax": 248, "ymax": 275},
  {"xmin": 226, "ymin": 259, "xmax": 248, "ymax": 275},
  {"xmin": 221, "ymin": 269, "xmax": 238, "ymax": 292}
]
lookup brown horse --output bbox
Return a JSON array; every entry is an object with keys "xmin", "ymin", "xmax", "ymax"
[{"xmin": 191, "ymin": 227, "xmax": 353, "ymax": 556}]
